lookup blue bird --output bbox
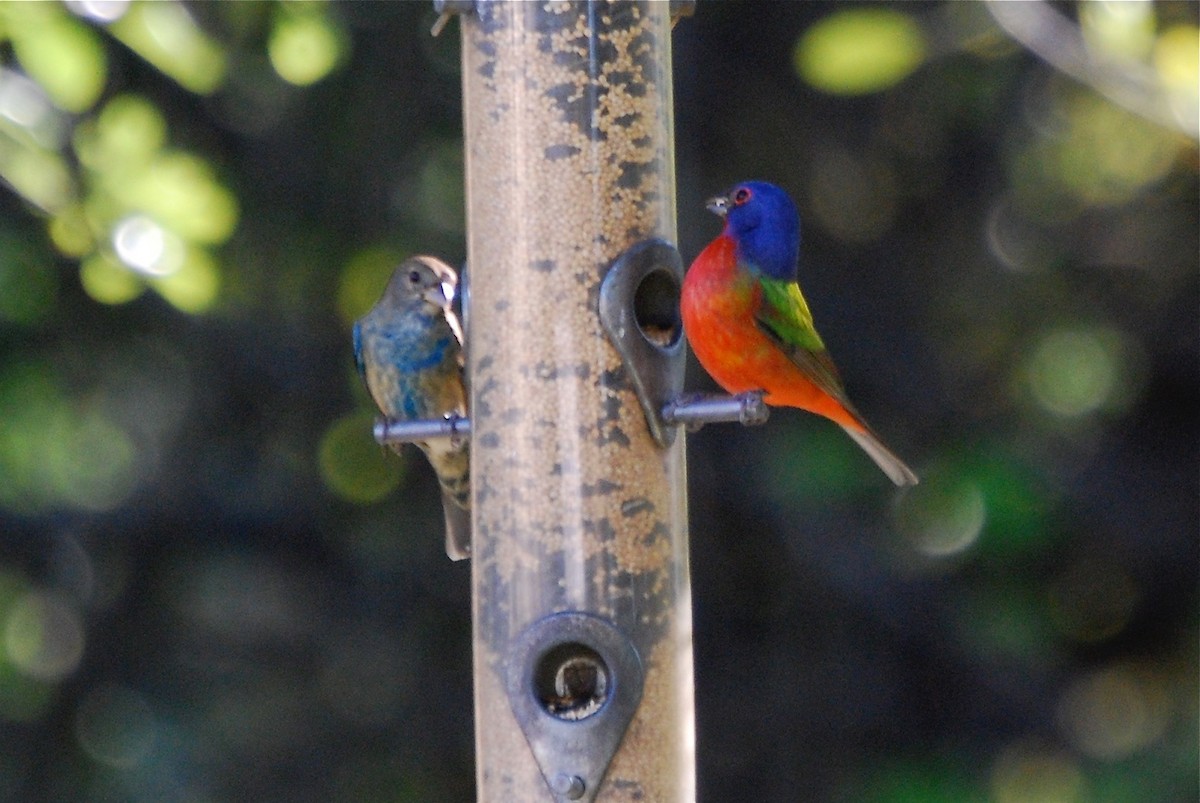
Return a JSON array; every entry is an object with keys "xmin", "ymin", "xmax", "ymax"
[{"xmin": 354, "ymin": 256, "xmax": 470, "ymax": 560}]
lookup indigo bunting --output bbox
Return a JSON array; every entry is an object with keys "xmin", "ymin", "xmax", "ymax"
[
  {"xmin": 681, "ymin": 181, "xmax": 918, "ymax": 486},
  {"xmin": 354, "ymin": 256, "xmax": 471, "ymax": 558}
]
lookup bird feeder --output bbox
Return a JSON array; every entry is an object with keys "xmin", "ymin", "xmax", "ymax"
[{"xmin": 457, "ymin": 0, "xmax": 694, "ymax": 799}]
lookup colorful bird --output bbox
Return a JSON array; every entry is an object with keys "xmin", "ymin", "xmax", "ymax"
[
  {"xmin": 681, "ymin": 181, "xmax": 918, "ymax": 486},
  {"xmin": 354, "ymin": 256, "xmax": 471, "ymax": 559}
]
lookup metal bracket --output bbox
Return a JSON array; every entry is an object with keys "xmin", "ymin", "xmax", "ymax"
[
  {"xmin": 506, "ymin": 612, "xmax": 644, "ymax": 803},
  {"xmin": 599, "ymin": 238, "xmax": 686, "ymax": 448}
]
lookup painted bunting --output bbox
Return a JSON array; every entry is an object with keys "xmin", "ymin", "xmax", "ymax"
[
  {"xmin": 354, "ymin": 256, "xmax": 472, "ymax": 559},
  {"xmin": 681, "ymin": 181, "xmax": 918, "ymax": 486}
]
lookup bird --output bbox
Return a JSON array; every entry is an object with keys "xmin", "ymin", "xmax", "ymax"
[
  {"xmin": 353, "ymin": 256, "xmax": 472, "ymax": 559},
  {"xmin": 680, "ymin": 181, "xmax": 918, "ymax": 486}
]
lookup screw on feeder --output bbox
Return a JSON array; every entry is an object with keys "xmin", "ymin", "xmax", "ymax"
[{"xmin": 551, "ymin": 773, "xmax": 587, "ymax": 800}]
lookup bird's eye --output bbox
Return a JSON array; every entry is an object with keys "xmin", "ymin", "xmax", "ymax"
[
  {"xmin": 733, "ymin": 187, "xmax": 752, "ymax": 205},
  {"xmin": 408, "ymin": 270, "xmax": 421, "ymax": 284}
]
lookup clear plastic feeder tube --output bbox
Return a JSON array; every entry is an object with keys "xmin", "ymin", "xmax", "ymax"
[{"xmin": 460, "ymin": 1, "xmax": 694, "ymax": 800}]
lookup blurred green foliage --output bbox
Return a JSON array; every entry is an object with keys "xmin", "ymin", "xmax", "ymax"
[
  {"xmin": 0, "ymin": 1, "xmax": 1195, "ymax": 802},
  {"xmin": 319, "ymin": 411, "xmax": 404, "ymax": 504},
  {"xmin": 794, "ymin": 8, "xmax": 928, "ymax": 96}
]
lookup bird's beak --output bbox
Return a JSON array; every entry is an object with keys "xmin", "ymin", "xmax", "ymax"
[
  {"xmin": 423, "ymin": 281, "xmax": 452, "ymax": 308},
  {"xmin": 706, "ymin": 194, "xmax": 730, "ymax": 217}
]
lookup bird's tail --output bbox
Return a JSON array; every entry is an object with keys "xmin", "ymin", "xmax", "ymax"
[
  {"xmin": 417, "ymin": 440, "xmax": 471, "ymax": 560},
  {"xmin": 441, "ymin": 493, "xmax": 471, "ymax": 560},
  {"xmin": 841, "ymin": 425, "xmax": 919, "ymax": 487}
]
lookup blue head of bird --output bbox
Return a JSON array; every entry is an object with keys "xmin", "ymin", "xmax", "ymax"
[{"xmin": 707, "ymin": 181, "xmax": 801, "ymax": 282}]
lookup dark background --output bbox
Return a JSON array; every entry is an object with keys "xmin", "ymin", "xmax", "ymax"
[{"xmin": 0, "ymin": 2, "xmax": 1195, "ymax": 801}]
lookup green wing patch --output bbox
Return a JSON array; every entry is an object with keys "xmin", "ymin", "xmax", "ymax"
[
  {"xmin": 754, "ymin": 279, "xmax": 862, "ymax": 415},
  {"xmin": 756, "ymin": 279, "xmax": 825, "ymax": 352}
]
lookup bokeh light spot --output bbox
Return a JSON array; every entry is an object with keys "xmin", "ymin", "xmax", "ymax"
[
  {"xmin": 337, "ymin": 246, "xmax": 402, "ymax": 324},
  {"xmin": 848, "ymin": 757, "xmax": 979, "ymax": 803},
  {"xmin": 49, "ymin": 409, "xmax": 139, "ymax": 512},
  {"xmin": 106, "ymin": 1, "xmax": 227, "ymax": 95},
  {"xmin": 893, "ymin": 470, "xmax": 986, "ymax": 558},
  {"xmin": 1154, "ymin": 24, "xmax": 1200, "ymax": 133},
  {"xmin": 0, "ymin": 68, "xmax": 60, "ymax": 144},
  {"xmin": 269, "ymin": 10, "xmax": 345, "ymax": 87},
  {"xmin": 916, "ymin": 450, "xmax": 1051, "ymax": 561},
  {"xmin": 112, "ymin": 214, "xmax": 183, "ymax": 277},
  {"xmin": 319, "ymin": 412, "xmax": 404, "ymax": 504},
  {"xmin": 75, "ymin": 684, "xmax": 157, "ymax": 769},
  {"xmin": 65, "ymin": 0, "xmax": 131, "ymax": 24},
  {"xmin": 1056, "ymin": 93, "xmax": 1178, "ymax": 207},
  {"xmin": 1025, "ymin": 326, "xmax": 1129, "ymax": 418},
  {"xmin": 75, "ymin": 94, "xmax": 166, "ymax": 172},
  {"xmin": 147, "ymin": 247, "xmax": 221, "ymax": 313},
  {"xmin": 794, "ymin": 8, "xmax": 927, "ymax": 96},
  {"xmin": 1048, "ymin": 557, "xmax": 1138, "ymax": 643},
  {"xmin": 990, "ymin": 740, "xmax": 1087, "ymax": 803},
  {"xmin": 124, "ymin": 152, "xmax": 239, "ymax": 245},
  {"xmin": 1058, "ymin": 663, "xmax": 1172, "ymax": 760},
  {"xmin": 806, "ymin": 148, "xmax": 899, "ymax": 242},
  {"xmin": 47, "ymin": 203, "xmax": 95, "ymax": 257},
  {"xmin": 4, "ymin": 589, "xmax": 85, "ymax": 682},
  {"xmin": 80, "ymin": 252, "xmax": 145, "ymax": 305},
  {"xmin": 0, "ymin": 359, "xmax": 141, "ymax": 513},
  {"xmin": 173, "ymin": 554, "xmax": 312, "ymax": 643},
  {"xmin": 0, "ymin": 573, "xmax": 58, "ymax": 724},
  {"xmin": 760, "ymin": 423, "xmax": 874, "ymax": 507},
  {"xmin": 7, "ymin": 5, "xmax": 108, "ymax": 113},
  {"xmin": 95, "ymin": 338, "xmax": 194, "ymax": 447},
  {"xmin": 956, "ymin": 582, "xmax": 1054, "ymax": 664},
  {"xmin": 0, "ymin": 144, "xmax": 73, "ymax": 213},
  {"xmin": 1080, "ymin": 0, "xmax": 1155, "ymax": 62},
  {"xmin": 0, "ymin": 361, "xmax": 59, "ymax": 513},
  {"xmin": 985, "ymin": 197, "xmax": 1061, "ymax": 273},
  {"xmin": 408, "ymin": 140, "xmax": 466, "ymax": 235},
  {"xmin": 1154, "ymin": 24, "xmax": 1200, "ymax": 90}
]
